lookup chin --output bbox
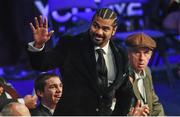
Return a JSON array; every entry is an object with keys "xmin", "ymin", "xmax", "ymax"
[{"xmin": 92, "ymin": 40, "xmax": 101, "ymax": 46}]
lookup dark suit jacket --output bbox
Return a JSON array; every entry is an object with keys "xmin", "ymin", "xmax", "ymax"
[
  {"xmin": 28, "ymin": 31, "xmax": 133, "ymax": 115},
  {"xmin": 30, "ymin": 104, "xmax": 53, "ymax": 116},
  {"xmin": 132, "ymin": 67, "xmax": 165, "ymax": 116}
]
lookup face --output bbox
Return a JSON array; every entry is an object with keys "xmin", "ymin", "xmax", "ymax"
[
  {"xmin": 38, "ymin": 77, "xmax": 63, "ymax": 108},
  {"xmin": 128, "ymin": 47, "xmax": 153, "ymax": 73},
  {"xmin": 89, "ymin": 16, "xmax": 117, "ymax": 48}
]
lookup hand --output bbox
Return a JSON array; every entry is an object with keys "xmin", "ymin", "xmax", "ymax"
[
  {"xmin": 29, "ymin": 15, "xmax": 54, "ymax": 48},
  {"xmin": 24, "ymin": 94, "xmax": 38, "ymax": 109},
  {"xmin": 128, "ymin": 100, "xmax": 150, "ymax": 116}
]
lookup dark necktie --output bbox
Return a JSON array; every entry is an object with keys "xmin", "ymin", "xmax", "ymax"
[{"xmin": 96, "ymin": 49, "xmax": 108, "ymax": 89}]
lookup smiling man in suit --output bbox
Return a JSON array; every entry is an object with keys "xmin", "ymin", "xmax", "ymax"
[
  {"xmin": 30, "ymin": 73, "xmax": 63, "ymax": 116},
  {"xmin": 27, "ymin": 8, "xmax": 135, "ymax": 115}
]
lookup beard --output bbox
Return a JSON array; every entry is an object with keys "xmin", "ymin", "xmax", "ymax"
[{"xmin": 90, "ymin": 32, "xmax": 104, "ymax": 46}]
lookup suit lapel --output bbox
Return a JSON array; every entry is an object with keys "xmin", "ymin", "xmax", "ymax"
[
  {"xmin": 143, "ymin": 73, "xmax": 152, "ymax": 109},
  {"xmin": 81, "ymin": 38, "xmax": 127, "ymax": 94},
  {"xmin": 81, "ymin": 33, "xmax": 101, "ymax": 94},
  {"xmin": 133, "ymin": 79, "xmax": 142, "ymax": 100},
  {"xmin": 108, "ymin": 40, "xmax": 125, "ymax": 90},
  {"xmin": 133, "ymin": 71, "xmax": 152, "ymax": 108},
  {"xmin": 40, "ymin": 104, "xmax": 53, "ymax": 116}
]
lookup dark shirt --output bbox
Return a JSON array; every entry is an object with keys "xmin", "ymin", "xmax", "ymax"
[{"xmin": 30, "ymin": 104, "xmax": 53, "ymax": 116}]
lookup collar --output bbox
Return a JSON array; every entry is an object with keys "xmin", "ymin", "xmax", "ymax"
[
  {"xmin": 94, "ymin": 41, "xmax": 110, "ymax": 55},
  {"xmin": 41, "ymin": 103, "xmax": 54, "ymax": 114},
  {"xmin": 134, "ymin": 70, "xmax": 146, "ymax": 80}
]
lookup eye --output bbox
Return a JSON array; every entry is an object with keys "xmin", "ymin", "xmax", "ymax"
[
  {"xmin": 50, "ymin": 86, "xmax": 55, "ymax": 88},
  {"xmin": 92, "ymin": 22, "xmax": 99, "ymax": 29},
  {"xmin": 102, "ymin": 27, "xmax": 110, "ymax": 32},
  {"xmin": 59, "ymin": 84, "xmax": 63, "ymax": 87},
  {"xmin": 49, "ymin": 85, "xmax": 56, "ymax": 89}
]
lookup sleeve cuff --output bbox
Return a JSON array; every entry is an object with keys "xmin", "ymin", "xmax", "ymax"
[{"xmin": 28, "ymin": 41, "xmax": 45, "ymax": 52}]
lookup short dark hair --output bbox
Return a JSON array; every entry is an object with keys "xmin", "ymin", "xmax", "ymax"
[
  {"xmin": 92, "ymin": 8, "xmax": 118, "ymax": 27},
  {"xmin": 34, "ymin": 73, "xmax": 60, "ymax": 94}
]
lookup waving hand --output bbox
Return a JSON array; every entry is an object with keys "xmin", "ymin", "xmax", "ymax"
[{"xmin": 29, "ymin": 15, "xmax": 54, "ymax": 48}]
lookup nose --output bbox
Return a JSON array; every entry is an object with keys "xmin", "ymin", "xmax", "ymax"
[
  {"xmin": 56, "ymin": 86, "xmax": 62, "ymax": 93},
  {"xmin": 139, "ymin": 53, "xmax": 145, "ymax": 60},
  {"xmin": 95, "ymin": 28, "xmax": 103, "ymax": 36}
]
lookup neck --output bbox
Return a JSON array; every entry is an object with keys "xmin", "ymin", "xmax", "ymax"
[
  {"xmin": 41, "ymin": 101, "xmax": 56, "ymax": 110},
  {"xmin": 134, "ymin": 70, "xmax": 142, "ymax": 74}
]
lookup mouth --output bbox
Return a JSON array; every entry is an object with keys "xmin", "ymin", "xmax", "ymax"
[
  {"xmin": 54, "ymin": 94, "xmax": 61, "ymax": 99},
  {"xmin": 91, "ymin": 33, "xmax": 103, "ymax": 41},
  {"xmin": 95, "ymin": 37, "xmax": 103, "ymax": 41},
  {"xmin": 138, "ymin": 64, "xmax": 145, "ymax": 68}
]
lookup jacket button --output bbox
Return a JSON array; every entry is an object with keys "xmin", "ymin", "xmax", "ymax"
[
  {"xmin": 96, "ymin": 108, "xmax": 99, "ymax": 112},
  {"xmin": 100, "ymin": 95, "xmax": 103, "ymax": 98}
]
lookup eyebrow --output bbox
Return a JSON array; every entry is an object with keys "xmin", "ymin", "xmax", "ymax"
[{"xmin": 93, "ymin": 21, "xmax": 111, "ymax": 29}]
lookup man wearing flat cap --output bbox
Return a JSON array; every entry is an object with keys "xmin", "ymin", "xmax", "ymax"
[{"xmin": 125, "ymin": 33, "xmax": 165, "ymax": 116}]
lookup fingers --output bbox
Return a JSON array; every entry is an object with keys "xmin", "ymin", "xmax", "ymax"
[
  {"xmin": 30, "ymin": 16, "xmax": 47, "ymax": 29},
  {"xmin": 39, "ymin": 15, "xmax": 43, "ymax": 27},
  {"xmin": 48, "ymin": 30, "xmax": 54, "ymax": 38},
  {"xmin": 29, "ymin": 23, "xmax": 36, "ymax": 33},
  {"xmin": 135, "ymin": 100, "xmax": 141, "ymax": 108},
  {"xmin": 142, "ymin": 105, "xmax": 150, "ymax": 115},
  {"xmin": 144, "ymin": 108, "xmax": 150, "ymax": 114},
  {"xmin": 34, "ymin": 17, "xmax": 39, "ymax": 29},
  {"xmin": 142, "ymin": 111, "xmax": 148, "ymax": 116},
  {"xmin": 43, "ymin": 17, "xmax": 48, "ymax": 28}
]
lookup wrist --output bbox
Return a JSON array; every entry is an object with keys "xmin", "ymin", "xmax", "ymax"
[{"xmin": 34, "ymin": 42, "xmax": 44, "ymax": 49}]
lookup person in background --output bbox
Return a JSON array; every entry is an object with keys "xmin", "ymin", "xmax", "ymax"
[
  {"xmin": 1, "ymin": 102, "xmax": 31, "ymax": 116},
  {"xmin": 125, "ymin": 33, "xmax": 165, "ymax": 116},
  {"xmin": 0, "ymin": 77, "xmax": 37, "ymax": 111},
  {"xmin": 163, "ymin": 0, "xmax": 180, "ymax": 34},
  {"xmin": 30, "ymin": 73, "xmax": 63, "ymax": 116}
]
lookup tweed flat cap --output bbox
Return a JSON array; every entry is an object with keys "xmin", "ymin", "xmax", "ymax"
[{"xmin": 125, "ymin": 33, "xmax": 156, "ymax": 50}]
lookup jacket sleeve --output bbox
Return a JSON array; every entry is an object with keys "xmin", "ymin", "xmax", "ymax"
[
  {"xmin": 147, "ymin": 67, "xmax": 165, "ymax": 116},
  {"xmin": 151, "ymin": 88, "xmax": 165, "ymax": 116},
  {"xmin": 27, "ymin": 36, "xmax": 70, "ymax": 71},
  {"xmin": 112, "ymin": 75, "xmax": 134, "ymax": 115}
]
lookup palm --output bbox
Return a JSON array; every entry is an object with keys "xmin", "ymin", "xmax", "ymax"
[
  {"xmin": 33, "ymin": 27, "xmax": 49, "ymax": 44},
  {"xmin": 29, "ymin": 16, "xmax": 54, "ymax": 47}
]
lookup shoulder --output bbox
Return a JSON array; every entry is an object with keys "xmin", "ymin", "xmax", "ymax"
[
  {"xmin": 145, "ymin": 67, "xmax": 152, "ymax": 76},
  {"xmin": 57, "ymin": 31, "xmax": 89, "ymax": 46},
  {"xmin": 30, "ymin": 108, "xmax": 42, "ymax": 116},
  {"xmin": 111, "ymin": 39, "xmax": 128, "ymax": 57},
  {"xmin": 111, "ymin": 39, "xmax": 129, "ymax": 73},
  {"xmin": 30, "ymin": 105, "xmax": 48, "ymax": 116},
  {"xmin": 61, "ymin": 31, "xmax": 89, "ymax": 41},
  {"xmin": 145, "ymin": 67, "xmax": 153, "ymax": 82}
]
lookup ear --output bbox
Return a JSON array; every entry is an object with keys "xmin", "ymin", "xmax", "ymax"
[
  {"xmin": 36, "ymin": 90, "xmax": 44, "ymax": 98},
  {"xmin": 112, "ymin": 26, "xmax": 117, "ymax": 36}
]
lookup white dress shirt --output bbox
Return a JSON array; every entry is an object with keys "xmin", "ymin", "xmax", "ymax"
[
  {"xmin": 94, "ymin": 41, "xmax": 116, "ymax": 87},
  {"xmin": 134, "ymin": 70, "xmax": 147, "ymax": 105}
]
